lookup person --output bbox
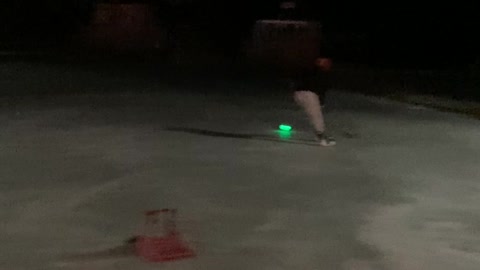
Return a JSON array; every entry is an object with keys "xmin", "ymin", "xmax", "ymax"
[
  {"xmin": 292, "ymin": 57, "xmax": 335, "ymax": 146},
  {"xmin": 279, "ymin": 1, "xmax": 336, "ymax": 146}
]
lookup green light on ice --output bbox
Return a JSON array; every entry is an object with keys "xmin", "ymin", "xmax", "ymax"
[{"xmin": 278, "ymin": 124, "xmax": 292, "ymax": 132}]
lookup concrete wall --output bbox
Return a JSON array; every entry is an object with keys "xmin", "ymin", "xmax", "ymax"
[
  {"xmin": 245, "ymin": 20, "xmax": 322, "ymax": 72},
  {"xmin": 79, "ymin": 3, "xmax": 166, "ymax": 51}
]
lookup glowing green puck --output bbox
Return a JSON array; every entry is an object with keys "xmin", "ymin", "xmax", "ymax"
[{"xmin": 278, "ymin": 124, "xmax": 292, "ymax": 131}]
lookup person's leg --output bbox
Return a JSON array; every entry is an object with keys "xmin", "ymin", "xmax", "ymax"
[
  {"xmin": 293, "ymin": 90, "xmax": 325, "ymax": 133},
  {"xmin": 294, "ymin": 90, "xmax": 336, "ymax": 146}
]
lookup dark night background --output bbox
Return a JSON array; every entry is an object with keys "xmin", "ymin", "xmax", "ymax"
[{"xmin": 1, "ymin": 0, "xmax": 479, "ymax": 101}]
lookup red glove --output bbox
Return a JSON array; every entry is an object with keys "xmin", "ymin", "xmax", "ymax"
[{"xmin": 315, "ymin": 58, "xmax": 332, "ymax": 71}]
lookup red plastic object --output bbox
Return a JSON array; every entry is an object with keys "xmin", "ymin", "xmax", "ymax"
[{"xmin": 135, "ymin": 209, "xmax": 195, "ymax": 262}]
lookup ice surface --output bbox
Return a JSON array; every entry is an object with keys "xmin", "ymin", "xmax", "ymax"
[{"xmin": 1, "ymin": 63, "xmax": 480, "ymax": 270}]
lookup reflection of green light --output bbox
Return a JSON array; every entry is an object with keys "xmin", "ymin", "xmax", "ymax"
[
  {"xmin": 279, "ymin": 124, "xmax": 292, "ymax": 131},
  {"xmin": 278, "ymin": 130, "xmax": 292, "ymax": 140},
  {"xmin": 277, "ymin": 125, "xmax": 293, "ymax": 140}
]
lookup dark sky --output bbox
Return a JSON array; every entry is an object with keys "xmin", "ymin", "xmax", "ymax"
[
  {"xmin": 2, "ymin": 0, "xmax": 474, "ymax": 29},
  {"xmin": 1, "ymin": 0, "xmax": 474, "ymax": 35},
  {"xmin": 1, "ymin": 0, "xmax": 477, "ymax": 66}
]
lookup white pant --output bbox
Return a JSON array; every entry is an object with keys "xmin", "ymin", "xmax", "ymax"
[{"xmin": 293, "ymin": 90, "xmax": 325, "ymax": 133}]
